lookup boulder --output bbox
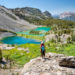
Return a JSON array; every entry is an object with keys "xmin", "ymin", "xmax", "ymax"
[
  {"xmin": 40, "ymin": 72, "xmax": 50, "ymax": 75},
  {"xmin": 21, "ymin": 53, "xmax": 75, "ymax": 75},
  {"xmin": 59, "ymin": 56, "xmax": 75, "ymax": 68}
]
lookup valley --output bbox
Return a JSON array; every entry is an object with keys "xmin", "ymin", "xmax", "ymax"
[{"xmin": 0, "ymin": 5, "xmax": 75, "ymax": 75}]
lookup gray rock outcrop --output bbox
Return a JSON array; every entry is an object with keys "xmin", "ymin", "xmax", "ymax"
[
  {"xmin": 59, "ymin": 56, "xmax": 75, "ymax": 68},
  {"xmin": 21, "ymin": 53, "xmax": 75, "ymax": 75}
]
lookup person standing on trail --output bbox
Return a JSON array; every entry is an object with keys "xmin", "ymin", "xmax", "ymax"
[{"xmin": 40, "ymin": 41, "xmax": 45, "ymax": 58}]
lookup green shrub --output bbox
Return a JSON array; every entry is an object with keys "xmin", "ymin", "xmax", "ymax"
[
  {"xmin": 71, "ymin": 34, "xmax": 75, "ymax": 42},
  {"xmin": 30, "ymin": 30, "xmax": 40, "ymax": 35}
]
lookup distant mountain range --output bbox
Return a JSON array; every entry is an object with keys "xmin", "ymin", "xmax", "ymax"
[
  {"xmin": 53, "ymin": 15, "xmax": 59, "ymax": 19},
  {"xmin": 59, "ymin": 12, "xmax": 75, "ymax": 21},
  {"xmin": 53, "ymin": 12, "xmax": 75, "ymax": 21}
]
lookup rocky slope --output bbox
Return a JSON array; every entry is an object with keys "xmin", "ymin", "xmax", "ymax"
[
  {"xmin": 0, "ymin": 6, "xmax": 37, "ymax": 39},
  {"xmin": 21, "ymin": 53, "xmax": 75, "ymax": 75},
  {"xmin": 0, "ymin": 32, "xmax": 15, "ymax": 39},
  {"xmin": 59, "ymin": 12, "xmax": 75, "ymax": 21}
]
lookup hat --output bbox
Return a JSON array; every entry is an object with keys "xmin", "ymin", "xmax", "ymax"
[{"xmin": 41, "ymin": 41, "xmax": 44, "ymax": 44}]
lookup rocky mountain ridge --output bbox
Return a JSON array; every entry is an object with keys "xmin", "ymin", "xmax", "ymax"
[
  {"xmin": 43, "ymin": 11, "xmax": 51, "ymax": 18},
  {"xmin": 10, "ymin": 7, "xmax": 52, "ymax": 21}
]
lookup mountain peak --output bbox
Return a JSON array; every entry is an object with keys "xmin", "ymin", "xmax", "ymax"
[
  {"xmin": 43, "ymin": 11, "xmax": 51, "ymax": 17},
  {"xmin": 59, "ymin": 12, "xmax": 75, "ymax": 21}
]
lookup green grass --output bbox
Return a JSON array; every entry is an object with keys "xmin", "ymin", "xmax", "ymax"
[
  {"xmin": 16, "ymin": 26, "xmax": 50, "ymax": 41},
  {"xmin": 46, "ymin": 41, "xmax": 75, "ymax": 56},
  {"xmin": 30, "ymin": 30, "xmax": 40, "ymax": 35},
  {"xmin": 1, "ymin": 27, "xmax": 75, "ymax": 68},
  {"xmin": 2, "ymin": 42, "xmax": 75, "ymax": 67},
  {"xmin": 17, "ymin": 33, "xmax": 45, "ymax": 41},
  {"xmin": 2, "ymin": 44, "xmax": 40, "ymax": 67}
]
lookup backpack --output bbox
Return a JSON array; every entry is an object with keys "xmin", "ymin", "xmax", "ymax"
[{"xmin": 41, "ymin": 45, "xmax": 45, "ymax": 51}]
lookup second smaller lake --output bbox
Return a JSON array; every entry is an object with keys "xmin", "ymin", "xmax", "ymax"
[{"xmin": 17, "ymin": 27, "xmax": 51, "ymax": 36}]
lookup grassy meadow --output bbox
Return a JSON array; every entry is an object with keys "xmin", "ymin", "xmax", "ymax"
[{"xmin": 2, "ymin": 41, "xmax": 75, "ymax": 67}]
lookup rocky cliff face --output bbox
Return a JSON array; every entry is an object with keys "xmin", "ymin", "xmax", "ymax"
[{"xmin": 21, "ymin": 53, "xmax": 75, "ymax": 75}]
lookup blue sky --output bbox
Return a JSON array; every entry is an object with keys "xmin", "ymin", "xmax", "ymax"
[{"xmin": 0, "ymin": 0, "xmax": 75, "ymax": 15}]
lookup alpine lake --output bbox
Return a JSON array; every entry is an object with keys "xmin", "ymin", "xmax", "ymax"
[{"xmin": 1, "ymin": 27, "xmax": 51, "ymax": 45}]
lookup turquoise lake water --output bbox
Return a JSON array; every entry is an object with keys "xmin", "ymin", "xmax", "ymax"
[
  {"xmin": 17, "ymin": 27, "xmax": 51, "ymax": 36},
  {"xmin": 1, "ymin": 36, "xmax": 41, "ymax": 45},
  {"xmin": 1, "ymin": 27, "xmax": 50, "ymax": 45},
  {"xmin": 33, "ymin": 27, "xmax": 50, "ymax": 32}
]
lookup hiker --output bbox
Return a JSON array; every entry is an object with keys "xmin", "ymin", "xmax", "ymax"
[{"xmin": 41, "ymin": 41, "xmax": 45, "ymax": 58}]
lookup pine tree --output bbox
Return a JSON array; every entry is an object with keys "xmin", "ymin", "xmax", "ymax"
[{"xmin": 0, "ymin": 48, "xmax": 2, "ymax": 62}]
